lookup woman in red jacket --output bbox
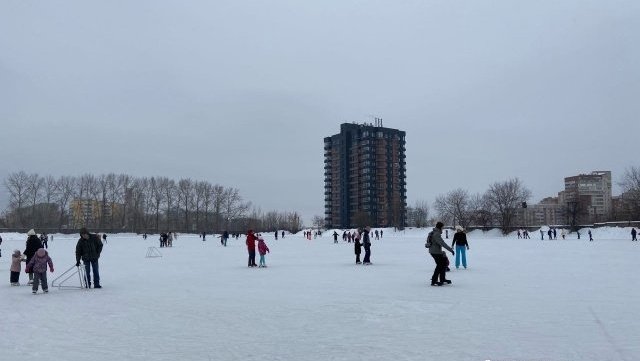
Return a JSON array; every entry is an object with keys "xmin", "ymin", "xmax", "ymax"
[{"xmin": 246, "ymin": 230, "xmax": 258, "ymax": 267}]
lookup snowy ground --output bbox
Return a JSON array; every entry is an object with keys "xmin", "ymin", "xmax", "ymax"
[{"xmin": 0, "ymin": 227, "xmax": 638, "ymax": 361}]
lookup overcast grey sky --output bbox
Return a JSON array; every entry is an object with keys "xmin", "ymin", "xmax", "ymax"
[{"xmin": 1, "ymin": 1, "xmax": 638, "ymax": 223}]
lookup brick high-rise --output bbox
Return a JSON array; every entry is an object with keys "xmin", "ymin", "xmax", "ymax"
[{"xmin": 324, "ymin": 122, "xmax": 407, "ymax": 228}]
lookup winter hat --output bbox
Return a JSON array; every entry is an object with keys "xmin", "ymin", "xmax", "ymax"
[
  {"xmin": 27, "ymin": 229, "xmax": 36, "ymax": 236},
  {"xmin": 455, "ymin": 225, "xmax": 464, "ymax": 232},
  {"xmin": 36, "ymin": 248, "xmax": 47, "ymax": 257}
]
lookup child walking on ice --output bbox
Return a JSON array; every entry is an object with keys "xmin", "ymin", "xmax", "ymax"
[
  {"xmin": 25, "ymin": 248, "xmax": 54, "ymax": 294},
  {"xmin": 10, "ymin": 250, "xmax": 26, "ymax": 286},
  {"xmin": 257, "ymin": 236, "xmax": 270, "ymax": 268}
]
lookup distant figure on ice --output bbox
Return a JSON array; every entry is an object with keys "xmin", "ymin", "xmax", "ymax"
[
  {"xmin": 281, "ymin": 231, "xmax": 285, "ymax": 239},
  {"xmin": 76, "ymin": 228, "xmax": 103, "ymax": 288},
  {"xmin": 257, "ymin": 236, "xmax": 270, "ymax": 267},
  {"xmin": 222, "ymin": 231, "xmax": 229, "ymax": 246},
  {"xmin": 380, "ymin": 230, "xmax": 383, "ymax": 238},
  {"xmin": 40, "ymin": 233, "xmax": 48, "ymax": 249},
  {"xmin": 246, "ymin": 230, "xmax": 257, "ymax": 267},
  {"xmin": 588, "ymin": 230, "xmax": 593, "ymax": 241},
  {"xmin": 274, "ymin": 231, "xmax": 278, "ymax": 240},
  {"xmin": 553, "ymin": 228, "xmax": 557, "ymax": 240},
  {"xmin": 333, "ymin": 231, "xmax": 339, "ymax": 244},
  {"xmin": 426, "ymin": 222, "xmax": 454, "ymax": 287},
  {"xmin": 576, "ymin": 230, "xmax": 581, "ymax": 239},
  {"xmin": 451, "ymin": 226, "xmax": 469, "ymax": 269},
  {"xmin": 374, "ymin": 229, "xmax": 379, "ymax": 240},
  {"xmin": 24, "ymin": 229, "xmax": 43, "ymax": 285},
  {"xmin": 201, "ymin": 232, "xmax": 207, "ymax": 242},
  {"xmin": 26, "ymin": 248, "xmax": 54, "ymax": 294},
  {"xmin": 631, "ymin": 228, "xmax": 637, "ymax": 241},
  {"xmin": 547, "ymin": 229, "xmax": 553, "ymax": 240},
  {"xmin": 540, "ymin": 229, "xmax": 544, "ymax": 240},
  {"xmin": 354, "ymin": 231, "xmax": 362, "ymax": 264},
  {"xmin": 445, "ymin": 229, "xmax": 449, "ymax": 239},
  {"xmin": 517, "ymin": 229, "xmax": 522, "ymax": 239},
  {"xmin": 102, "ymin": 233, "xmax": 108, "ymax": 244},
  {"xmin": 523, "ymin": 230, "xmax": 530, "ymax": 239},
  {"xmin": 561, "ymin": 230, "xmax": 566, "ymax": 240}
]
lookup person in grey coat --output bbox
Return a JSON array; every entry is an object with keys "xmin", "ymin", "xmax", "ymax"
[{"xmin": 427, "ymin": 222, "xmax": 455, "ymax": 286}]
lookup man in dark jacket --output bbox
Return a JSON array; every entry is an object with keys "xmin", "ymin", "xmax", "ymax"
[
  {"xmin": 76, "ymin": 227, "xmax": 104, "ymax": 288},
  {"xmin": 24, "ymin": 229, "xmax": 43, "ymax": 285},
  {"xmin": 427, "ymin": 222, "xmax": 455, "ymax": 286}
]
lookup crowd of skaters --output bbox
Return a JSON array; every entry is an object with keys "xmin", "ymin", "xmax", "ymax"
[{"xmin": 5, "ymin": 223, "xmax": 639, "ymax": 293}]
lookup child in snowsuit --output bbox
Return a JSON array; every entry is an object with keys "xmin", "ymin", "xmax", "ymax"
[
  {"xmin": 10, "ymin": 250, "xmax": 25, "ymax": 286},
  {"xmin": 25, "ymin": 248, "xmax": 54, "ymax": 294},
  {"xmin": 257, "ymin": 237, "xmax": 270, "ymax": 267},
  {"xmin": 354, "ymin": 233, "xmax": 362, "ymax": 264}
]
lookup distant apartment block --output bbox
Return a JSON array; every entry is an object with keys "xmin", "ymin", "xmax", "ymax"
[
  {"xmin": 517, "ymin": 196, "xmax": 566, "ymax": 226},
  {"xmin": 564, "ymin": 171, "xmax": 612, "ymax": 223},
  {"xmin": 70, "ymin": 198, "xmax": 120, "ymax": 228},
  {"xmin": 324, "ymin": 122, "xmax": 407, "ymax": 228},
  {"xmin": 516, "ymin": 171, "xmax": 612, "ymax": 227}
]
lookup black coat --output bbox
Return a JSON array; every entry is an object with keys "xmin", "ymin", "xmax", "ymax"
[
  {"xmin": 354, "ymin": 238, "xmax": 362, "ymax": 254},
  {"xmin": 76, "ymin": 234, "xmax": 103, "ymax": 262},
  {"xmin": 24, "ymin": 235, "xmax": 43, "ymax": 263},
  {"xmin": 452, "ymin": 232, "xmax": 469, "ymax": 247}
]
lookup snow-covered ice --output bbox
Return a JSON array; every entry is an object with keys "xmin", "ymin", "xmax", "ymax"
[{"xmin": 1, "ymin": 227, "xmax": 638, "ymax": 361}]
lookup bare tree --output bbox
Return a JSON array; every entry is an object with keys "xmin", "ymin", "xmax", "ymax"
[
  {"xmin": 484, "ymin": 178, "xmax": 531, "ymax": 234},
  {"xmin": 211, "ymin": 184, "xmax": 226, "ymax": 231},
  {"xmin": 26, "ymin": 173, "xmax": 45, "ymax": 225},
  {"xmin": 4, "ymin": 171, "xmax": 30, "ymax": 226},
  {"xmin": 619, "ymin": 166, "xmax": 640, "ymax": 220},
  {"xmin": 410, "ymin": 200, "xmax": 430, "ymax": 228},
  {"xmin": 468, "ymin": 193, "xmax": 493, "ymax": 228},
  {"xmin": 177, "ymin": 178, "xmax": 194, "ymax": 231},
  {"xmin": 287, "ymin": 211, "xmax": 303, "ymax": 233},
  {"xmin": 56, "ymin": 176, "xmax": 76, "ymax": 229},
  {"xmin": 149, "ymin": 177, "xmax": 165, "ymax": 232},
  {"xmin": 311, "ymin": 215, "xmax": 325, "ymax": 229},
  {"xmin": 434, "ymin": 189, "xmax": 473, "ymax": 229},
  {"xmin": 222, "ymin": 187, "xmax": 250, "ymax": 230}
]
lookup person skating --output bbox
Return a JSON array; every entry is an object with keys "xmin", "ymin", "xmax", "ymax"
[
  {"xmin": 246, "ymin": 230, "xmax": 258, "ymax": 267},
  {"xmin": 333, "ymin": 231, "xmax": 339, "ymax": 244},
  {"xmin": 24, "ymin": 229, "xmax": 43, "ymax": 285},
  {"xmin": 427, "ymin": 222, "xmax": 455, "ymax": 286},
  {"xmin": 631, "ymin": 228, "xmax": 637, "ymax": 241},
  {"xmin": 354, "ymin": 232, "xmax": 362, "ymax": 264},
  {"xmin": 76, "ymin": 228, "xmax": 104, "ymax": 288},
  {"xmin": 26, "ymin": 248, "xmax": 54, "ymax": 294},
  {"xmin": 588, "ymin": 230, "xmax": 593, "ymax": 241},
  {"xmin": 362, "ymin": 226, "xmax": 372, "ymax": 265},
  {"xmin": 257, "ymin": 236, "xmax": 270, "ymax": 267},
  {"xmin": 451, "ymin": 226, "xmax": 469, "ymax": 269},
  {"xmin": 10, "ymin": 250, "xmax": 26, "ymax": 286}
]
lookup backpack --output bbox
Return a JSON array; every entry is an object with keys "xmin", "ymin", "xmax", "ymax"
[{"xmin": 425, "ymin": 231, "xmax": 433, "ymax": 248}]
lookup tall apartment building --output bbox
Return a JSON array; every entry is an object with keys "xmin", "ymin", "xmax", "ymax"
[
  {"xmin": 564, "ymin": 171, "xmax": 612, "ymax": 223},
  {"xmin": 324, "ymin": 122, "xmax": 407, "ymax": 228}
]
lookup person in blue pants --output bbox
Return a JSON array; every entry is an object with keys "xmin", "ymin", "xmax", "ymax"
[{"xmin": 451, "ymin": 226, "xmax": 470, "ymax": 269}]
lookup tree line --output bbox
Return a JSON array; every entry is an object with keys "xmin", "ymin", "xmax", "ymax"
[
  {"xmin": 406, "ymin": 167, "xmax": 640, "ymax": 233},
  {"xmin": 1, "ymin": 171, "xmax": 303, "ymax": 233},
  {"xmin": 405, "ymin": 177, "xmax": 530, "ymax": 233}
]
